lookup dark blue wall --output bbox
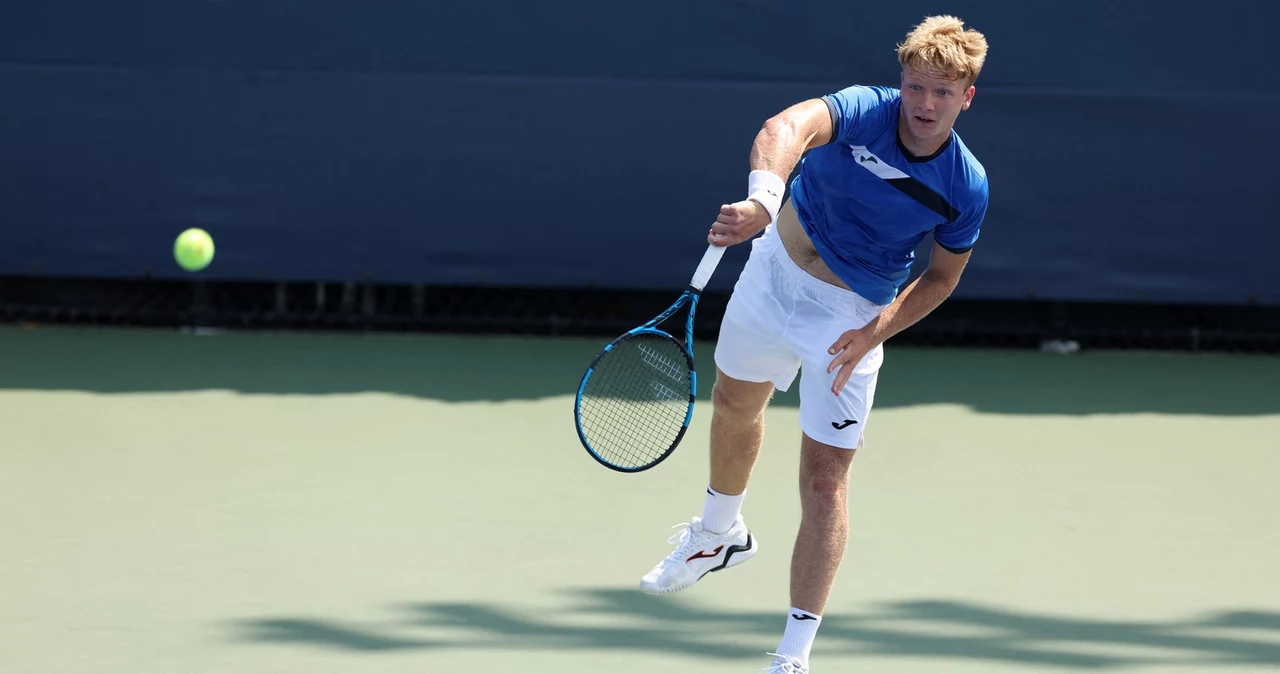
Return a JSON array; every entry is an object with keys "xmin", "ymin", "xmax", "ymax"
[{"xmin": 2, "ymin": 1, "xmax": 1276, "ymax": 305}]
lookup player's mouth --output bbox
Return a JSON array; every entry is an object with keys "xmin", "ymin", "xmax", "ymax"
[{"xmin": 914, "ymin": 115, "xmax": 936, "ymax": 126}]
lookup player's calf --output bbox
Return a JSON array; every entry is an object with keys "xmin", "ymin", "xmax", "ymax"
[
  {"xmin": 708, "ymin": 369, "xmax": 774, "ymax": 498},
  {"xmin": 789, "ymin": 435, "xmax": 855, "ymax": 616}
]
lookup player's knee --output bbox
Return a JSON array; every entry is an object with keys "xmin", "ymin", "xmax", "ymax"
[
  {"xmin": 803, "ymin": 474, "xmax": 846, "ymax": 500},
  {"xmin": 800, "ymin": 469, "xmax": 850, "ymax": 515},
  {"xmin": 711, "ymin": 375, "xmax": 769, "ymax": 419},
  {"xmin": 801, "ymin": 483, "xmax": 846, "ymax": 519},
  {"xmin": 710, "ymin": 378, "xmax": 744, "ymax": 415}
]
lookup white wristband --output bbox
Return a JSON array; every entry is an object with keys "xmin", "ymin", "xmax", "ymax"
[{"xmin": 747, "ymin": 170, "xmax": 785, "ymax": 224}]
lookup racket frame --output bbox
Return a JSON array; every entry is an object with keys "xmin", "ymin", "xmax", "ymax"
[
  {"xmin": 573, "ymin": 285, "xmax": 701, "ymax": 473},
  {"xmin": 573, "ymin": 243, "xmax": 726, "ymax": 473}
]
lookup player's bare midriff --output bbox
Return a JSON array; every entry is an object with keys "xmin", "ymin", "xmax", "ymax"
[{"xmin": 775, "ymin": 198, "xmax": 852, "ymax": 291}]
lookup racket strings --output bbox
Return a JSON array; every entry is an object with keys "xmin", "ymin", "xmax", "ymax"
[
  {"xmin": 582, "ymin": 375, "xmax": 686, "ymax": 466},
  {"xmin": 579, "ymin": 334, "xmax": 692, "ymax": 469}
]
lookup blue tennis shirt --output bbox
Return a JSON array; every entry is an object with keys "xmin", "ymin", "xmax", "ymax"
[{"xmin": 788, "ymin": 85, "xmax": 989, "ymax": 305}]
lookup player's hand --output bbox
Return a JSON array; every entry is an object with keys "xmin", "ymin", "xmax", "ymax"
[
  {"xmin": 826, "ymin": 326, "xmax": 874, "ymax": 396},
  {"xmin": 708, "ymin": 200, "xmax": 770, "ymax": 247}
]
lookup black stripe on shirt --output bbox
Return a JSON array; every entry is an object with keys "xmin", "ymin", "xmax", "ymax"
[{"xmin": 884, "ymin": 176, "xmax": 960, "ymax": 224}]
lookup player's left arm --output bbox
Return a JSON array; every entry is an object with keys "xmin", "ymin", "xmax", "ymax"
[
  {"xmin": 874, "ymin": 242, "xmax": 971, "ymax": 352},
  {"xmin": 825, "ymin": 244, "xmax": 970, "ymax": 395}
]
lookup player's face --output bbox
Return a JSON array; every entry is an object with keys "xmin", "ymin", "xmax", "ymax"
[{"xmin": 899, "ymin": 65, "xmax": 974, "ymax": 149}]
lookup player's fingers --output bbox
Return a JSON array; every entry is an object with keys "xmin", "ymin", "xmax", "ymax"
[
  {"xmin": 712, "ymin": 219, "xmax": 748, "ymax": 242},
  {"xmin": 708, "ymin": 225, "xmax": 735, "ymax": 246},
  {"xmin": 828, "ymin": 330, "xmax": 854, "ymax": 355},
  {"xmin": 826, "ymin": 349, "xmax": 852, "ymax": 375},
  {"xmin": 832, "ymin": 362, "xmax": 854, "ymax": 396}
]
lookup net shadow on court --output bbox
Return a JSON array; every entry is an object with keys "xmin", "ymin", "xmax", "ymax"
[{"xmin": 228, "ymin": 588, "xmax": 1280, "ymax": 668}]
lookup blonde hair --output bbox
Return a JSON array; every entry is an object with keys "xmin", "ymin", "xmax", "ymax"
[{"xmin": 897, "ymin": 15, "xmax": 988, "ymax": 85}]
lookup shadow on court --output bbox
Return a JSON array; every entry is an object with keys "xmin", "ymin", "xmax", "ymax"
[
  {"xmin": 3, "ymin": 326, "xmax": 1279, "ymax": 416},
  {"xmin": 229, "ymin": 588, "xmax": 1280, "ymax": 668}
]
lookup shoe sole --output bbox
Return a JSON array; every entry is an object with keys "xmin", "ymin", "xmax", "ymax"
[{"xmin": 639, "ymin": 533, "xmax": 758, "ymax": 596}]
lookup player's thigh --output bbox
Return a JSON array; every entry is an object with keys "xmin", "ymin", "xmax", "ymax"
[
  {"xmin": 778, "ymin": 279, "xmax": 885, "ymax": 450},
  {"xmin": 795, "ymin": 348, "xmax": 881, "ymax": 450},
  {"xmin": 713, "ymin": 305, "xmax": 800, "ymax": 392},
  {"xmin": 713, "ymin": 238, "xmax": 802, "ymax": 398}
]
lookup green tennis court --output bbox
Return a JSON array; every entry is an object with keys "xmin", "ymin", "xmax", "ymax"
[{"xmin": 2, "ymin": 326, "xmax": 1278, "ymax": 673}]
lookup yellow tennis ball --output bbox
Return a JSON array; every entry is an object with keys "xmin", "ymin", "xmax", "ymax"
[{"xmin": 174, "ymin": 228, "xmax": 215, "ymax": 272}]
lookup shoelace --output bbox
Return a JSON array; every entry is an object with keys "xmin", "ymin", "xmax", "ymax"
[
  {"xmin": 663, "ymin": 521, "xmax": 707, "ymax": 560},
  {"xmin": 759, "ymin": 652, "xmax": 808, "ymax": 673},
  {"xmin": 666, "ymin": 521, "xmax": 694, "ymax": 545}
]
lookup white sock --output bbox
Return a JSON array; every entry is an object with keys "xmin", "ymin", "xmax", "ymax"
[
  {"xmin": 700, "ymin": 484, "xmax": 744, "ymax": 534},
  {"xmin": 776, "ymin": 608, "xmax": 822, "ymax": 665}
]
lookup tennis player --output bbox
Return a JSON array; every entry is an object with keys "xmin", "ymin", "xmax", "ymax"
[{"xmin": 637, "ymin": 16, "xmax": 991, "ymax": 673}]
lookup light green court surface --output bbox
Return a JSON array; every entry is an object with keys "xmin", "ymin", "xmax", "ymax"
[{"xmin": 2, "ymin": 326, "xmax": 1278, "ymax": 673}]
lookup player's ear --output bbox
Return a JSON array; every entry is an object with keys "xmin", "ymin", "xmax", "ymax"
[{"xmin": 961, "ymin": 85, "xmax": 975, "ymax": 111}]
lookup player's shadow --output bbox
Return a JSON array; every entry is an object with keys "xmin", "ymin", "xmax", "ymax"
[{"xmin": 229, "ymin": 588, "xmax": 1280, "ymax": 668}]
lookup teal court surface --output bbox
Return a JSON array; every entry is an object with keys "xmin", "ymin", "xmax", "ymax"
[{"xmin": 2, "ymin": 326, "xmax": 1278, "ymax": 673}]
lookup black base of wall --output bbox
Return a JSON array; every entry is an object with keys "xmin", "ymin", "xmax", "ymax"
[{"xmin": 2, "ymin": 275, "xmax": 1278, "ymax": 353}]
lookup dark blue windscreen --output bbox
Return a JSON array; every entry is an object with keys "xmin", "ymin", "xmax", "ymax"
[{"xmin": 1, "ymin": 1, "xmax": 1274, "ymax": 305}]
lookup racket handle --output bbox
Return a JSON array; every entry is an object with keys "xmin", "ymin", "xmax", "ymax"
[{"xmin": 689, "ymin": 243, "xmax": 727, "ymax": 291}]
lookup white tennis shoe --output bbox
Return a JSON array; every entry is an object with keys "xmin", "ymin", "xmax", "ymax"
[
  {"xmin": 761, "ymin": 653, "xmax": 808, "ymax": 673},
  {"xmin": 639, "ymin": 515, "xmax": 757, "ymax": 595}
]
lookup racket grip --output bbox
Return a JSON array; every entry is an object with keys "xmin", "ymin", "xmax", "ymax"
[{"xmin": 689, "ymin": 243, "xmax": 727, "ymax": 291}]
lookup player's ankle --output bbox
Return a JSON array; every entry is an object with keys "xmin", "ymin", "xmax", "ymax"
[
  {"xmin": 701, "ymin": 484, "xmax": 745, "ymax": 533},
  {"xmin": 777, "ymin": 608, "xmax": 822, "ymax": 665}
]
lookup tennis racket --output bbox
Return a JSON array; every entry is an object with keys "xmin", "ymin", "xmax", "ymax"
[{"xmin": 574, "ymin": 243, "xmax": 727, "ymax": 472}]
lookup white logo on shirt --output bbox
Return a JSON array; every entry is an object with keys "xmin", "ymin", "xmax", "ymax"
[{"xmin": 849, "ymin": 145, "xmax": 909, "ymax": 180}]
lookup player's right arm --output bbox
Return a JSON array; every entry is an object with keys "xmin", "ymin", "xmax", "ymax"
[
  {"xmin": 708, "ymin": 99, "xmax": 834, "ymax": 247},
  {"xmin": 749, "ymin": 99, "xmax": 835, "ymax": 181}
]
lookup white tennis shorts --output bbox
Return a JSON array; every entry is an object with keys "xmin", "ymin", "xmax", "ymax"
[{"xmin": 714, "ymin": 224, "xmax": 888, "ymax": 450}]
